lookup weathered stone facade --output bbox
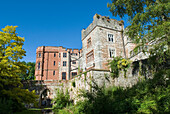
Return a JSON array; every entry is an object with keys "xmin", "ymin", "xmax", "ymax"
[
  {"xmin": 79, "ymin": 14, "xmax": 126, "ymax": 71},
  {"xmin": 34, "ymin": 14, "xmax": 150, "ymax": 105},
  {"xmin": 35, "ymin": 14, "xmax": 141, "ymax": 82}
]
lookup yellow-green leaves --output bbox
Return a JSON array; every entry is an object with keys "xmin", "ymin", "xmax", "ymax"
[{"xmin": 0, "ymin": 26, "xmax": 37, "ymax": 112}]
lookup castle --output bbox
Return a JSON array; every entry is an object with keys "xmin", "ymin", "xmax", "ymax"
[{"xmin": 35, "ymin": 14, "xmax": 144, "ymax": 81}]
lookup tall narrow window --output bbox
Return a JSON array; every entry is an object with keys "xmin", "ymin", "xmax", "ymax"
[
  {"xmin": 72, "ymin": 72, "xmax": 77, "ymax": 77},
  {"xmin": 87, "ymin": 37, "xmax": 92, "ymax": 48},
  {"xmin": 62, "ymin": 72, "xmax": 66, "ymax": 80},
  {"xmin": 109, "ymin": 48, "xmax": 115, "ymax": 57},
  {"xmin": 38, "ymin": 53, "xmax": 41, "ymax": 57},
  {"xmin": 53, "ymin": 71, "xmax": 55, "ymax": 76},
  {"xmin": 59, "ymin": 53, "xmax": 61, "ymax": 57},
  {"xmin": 86, "ymin": 50, "xmax": 94, "ymax": 63},
  {"xmin": 54, "ymin": 53, "xmax": 56, "ymax": 57},
  {"xmin": 54, "ymin": 61, "xmax": 56, "ymax": 66},
  {"xmin": 63, "ymin": 53, "xmax": 67, "ymax": 57},
  {"xmin": 63, "ymin": 61, "xmax": 67, "ymax": 66},
  {"xmin": 38, "ymin": 62, "xmax": 40, "ymax": 70},
  {"xmin": 108, "ymin": 34, "xmax": 114, "ymax": 42},
  {"xmin": 72, "ymin": 61, "xmax": 76, "ymax": 64}
]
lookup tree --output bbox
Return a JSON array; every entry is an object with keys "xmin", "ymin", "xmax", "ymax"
[
  {"xmin": 19, "ymin": 61, "xmax": 35, "ymax": 80},
  {"xmin": 108, "ymin": 0, "xmax": 170, "ymax": 81},
  {"xmin": 108, "ymin": 0, "xmax": 169, "ymax": 63},
  {"xmin": 107, "ymin": 1, "xmax": 170, "ymax": 113},
  {"xmin": 0, "ymin": 26, "xmax": 37, "ymax": 113}
]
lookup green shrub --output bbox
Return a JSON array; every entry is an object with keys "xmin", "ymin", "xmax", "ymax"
[
  {"xmin": 52, "ymin": 89, "xmax": 72, "ymax": 112},
  {"xmin": 59, "ymin": 69, "xmax": 170, "ymax": 114}
]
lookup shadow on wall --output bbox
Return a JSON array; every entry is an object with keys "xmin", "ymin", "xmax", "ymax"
[{"xmin": 21, "ymin": 80, "xmax": 52, "ymax": 107}]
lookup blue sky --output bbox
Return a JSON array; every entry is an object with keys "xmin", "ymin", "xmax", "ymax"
[{"xmin": 0, "ymin": 0, "xmax": 129, "ymax": 62}]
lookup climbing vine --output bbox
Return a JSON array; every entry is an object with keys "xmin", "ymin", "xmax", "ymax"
[{"xmin": 108, "ymin": 56, "xmax": 131, "ymax": 78}]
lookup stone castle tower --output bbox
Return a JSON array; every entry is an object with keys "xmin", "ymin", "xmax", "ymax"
[
  {"xmin": 35, "ymin": 14, "xmax": 137, "ymax": 81},
  {"xmin": 79, "ymin": 14, "xmax": 128, "ymax": 71}
]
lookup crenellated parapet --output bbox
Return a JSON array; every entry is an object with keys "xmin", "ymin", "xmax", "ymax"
[{"xmin": 81, "ymin": 14, "xmax": 124, "ymax": 40}]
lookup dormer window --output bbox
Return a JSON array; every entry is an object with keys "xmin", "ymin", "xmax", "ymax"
[{"xmin": 108, "ymin": 34, "xmax": 114, "ymax": 42}]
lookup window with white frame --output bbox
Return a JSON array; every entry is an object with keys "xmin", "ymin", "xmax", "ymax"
[
  {"xmin": 109, "ymin": 48, "xmax": 116, "ymax": 58},
  {"xmin": 63, "ymin": 61, "xmax": 67, "ymax": 66},
  {"xmin": 62, "ymin": 72, "xmax": 66, "ymax": 80},
  {"xmin": 63, "ymin": 53, "xmax": 67, "ymax": 57},
  {"xmin": 72, "ymin": 72, "xmax": 77, "ymax": 77},
  {"xmin": 108, "ymin": 34, "xmax": 114, "ymax": 42}
]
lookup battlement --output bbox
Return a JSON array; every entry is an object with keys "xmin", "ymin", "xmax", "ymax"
[{"xmin": 81, "ymin": 14, "xmax": 124, "ymax": 40}]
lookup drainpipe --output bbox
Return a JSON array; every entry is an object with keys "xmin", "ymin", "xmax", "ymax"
[
  {"xmin": 68, "ymin": 51, "xmax": 71, "ymax": 80},
  {"xmin": 41, "ymin": 46, "xmax": 45, "ymax": 83},
  {"xmin": 46, "ymin": 52, "xmax": 49, "ymax": 80}
]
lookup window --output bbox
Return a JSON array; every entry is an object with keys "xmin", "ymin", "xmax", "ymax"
[
  {"xmin": 109, "ymin": 48, "xmax": 115, "ymax": 57},
  {"xmin": 54, "ymin": 61, "xmax": 56, "ymax": 66},
  {"xmin": 87, "ymin": 37, "xmax": 92, "ymax": 48},
  {"xmin": 38, "ymin": 62, "xmax": 40, "ymax": 70},
  {"xmin": 108, "ymin": 34, "xmax": 114, "ymax": 42},
  {"xmin": 59, "ymin": 53, "xmax": 61, "ymax": 57},
  {"xmin": 72, "ymin": 72, "xmax": 77, "ymax": 77},
  {"xmin": 54, "ymin": 53, "xmax": 56, "ymax": 57},
  {"xmin": 38, "ymin": 53, "xmax": 41, "ymax": 57},
  {"xmin": 62, "ymin": 72, "xmax": 66, "ymax": 80},
  {"xmin": 86, "ymin": 50, "xmax": 94, "ymax": 63},
  {"xmin": 63, "ymin": 53, "xmax": 67, "ymax": 57},
  {"xmin": 53, "ymin": 71, "xmax": 55, "ymax": 76},
  {"xmin": 72, "ymin": 61, "xmax": 76, "ymax": 64},
  {"xmin": 63, "ymin": 61, "xmax": 67, "ymax": 66},
  {"xmin": 71, "ymin": 53, "xmax": 77, "ymax": 56}
]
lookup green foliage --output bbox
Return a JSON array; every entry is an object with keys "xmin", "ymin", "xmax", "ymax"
[
  {"xmin": 52, "ymin": 89, "xmax": 72, "ymax": 112},
  {"xmin": 19, "ymin": 61, "xmax": 35, "ymax": 80},
  {"xmin": 0, "ymin": 98, "xmax": 13, "ymax": 114},
  {"xmin": 60, "ymin": 70, "xmax": 170, "ymax": 113},
  {"xmin": 0, "ymin": 26, "xmax": 38, "ymax": 112},
  {"xmin": 108, "ymin": 0, "xmax": 170, "ymax": 66},
  {"xmin": 108, "ymin": 56, "xmax": 122, "ymax": 78},
  {"xmin": 108, "ymin": 56, "xmax": 131, "ymax": 78}
]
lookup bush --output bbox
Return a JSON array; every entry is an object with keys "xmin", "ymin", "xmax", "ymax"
[
  {"xmin": 59, "ymin": 69, "xmax": 170, "ymax": 113},
  {"xmin": 52, "ymin": 89, "xmax": 72, "ymax": 112}
]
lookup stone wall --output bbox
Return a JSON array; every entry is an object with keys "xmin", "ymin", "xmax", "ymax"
[{"xmin": 26, "ymin": 59, "xmax": 152, "ymax": 105}]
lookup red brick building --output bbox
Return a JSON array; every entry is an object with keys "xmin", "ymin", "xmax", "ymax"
[{"xmin": 35, "ymin": 46, "xmax": 81, "ymax": 81}]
